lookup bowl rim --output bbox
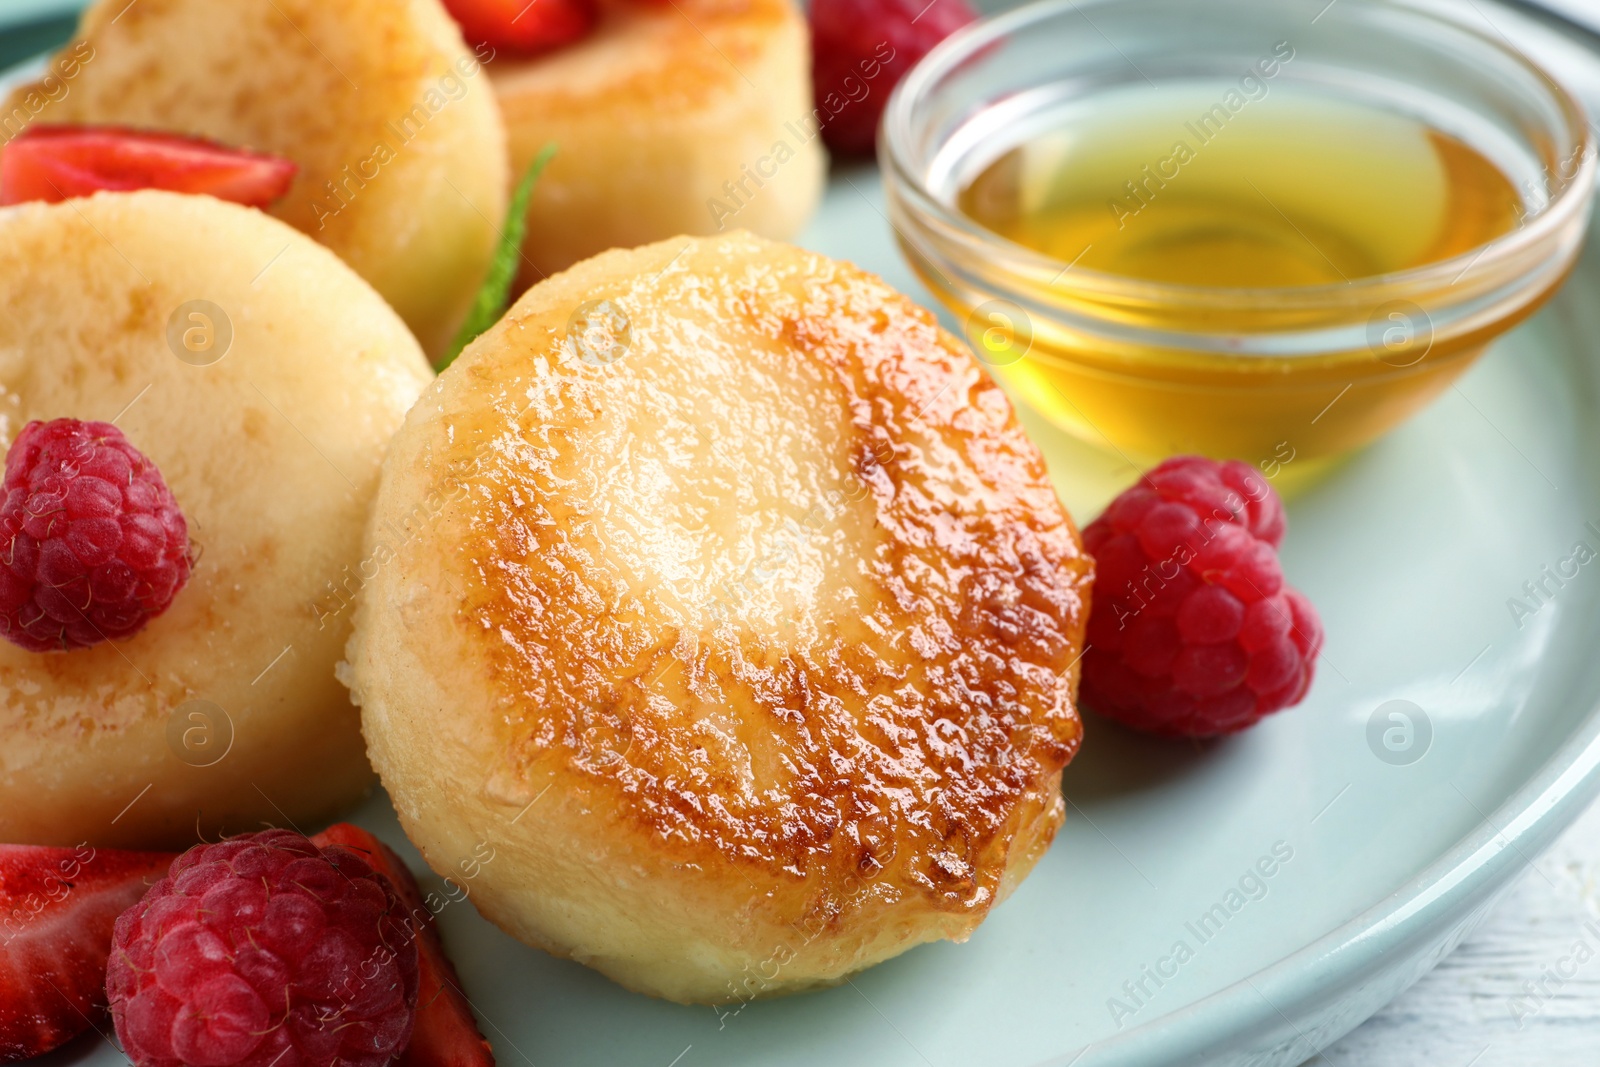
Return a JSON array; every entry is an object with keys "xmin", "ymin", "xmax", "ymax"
[{"xmin": 880, "ymin": 0, "xmax": 1599, "ymax": 306}]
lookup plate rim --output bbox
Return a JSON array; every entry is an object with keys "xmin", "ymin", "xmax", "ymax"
[{"xmin": 1059, "ymin": 700, "xmax": 1600, "ymax": 1065}]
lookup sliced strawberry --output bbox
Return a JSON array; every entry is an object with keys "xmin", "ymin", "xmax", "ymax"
[
  {"xmin": 442, "ymin": 0, "xmax": 598, "ymax": 54},
  {"xmin": 312, "ymin": 824, "xmax": 495, "ymax": 1067},
  {"xmin": 0, "ymin": 125, "xmax": 297, "ymax": 208},
  {"xmin": 0, "ymin": 844, "xmax": 174, "ymax": 1062}
]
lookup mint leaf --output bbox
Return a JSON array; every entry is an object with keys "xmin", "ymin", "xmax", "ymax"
[{"xmin": 438, "ymin": 142, "xmax": 557, "ymax": 370}]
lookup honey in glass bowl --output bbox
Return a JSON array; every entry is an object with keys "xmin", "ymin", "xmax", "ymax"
[
  {"xmin": 957, "ymin": 87, "xmax": 1521, "ymax": 289},
  {"xmin": 881, "ymin": 0, "xmax": 1597, "ymax": 479}
]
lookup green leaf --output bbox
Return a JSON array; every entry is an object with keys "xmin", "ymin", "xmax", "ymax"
[{"xmin": 438, "ymin": 142, "xmax": 557, "ymax": 370}]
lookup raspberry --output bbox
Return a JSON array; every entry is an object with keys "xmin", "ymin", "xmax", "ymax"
[
  {"xmin": 0, "ymin": 418, "xmax": 191, "ymax": 652},
  {"xmin": 810, "ymin": 0, "xmax": 977, "ymax": 155},
  {"xmin": 108, "ymin": 829, "xmax": 419, "ymax": 1067},
  {"xmin": 1080, "ymin": 456, "xmax": 1321, "ymax": 737}
]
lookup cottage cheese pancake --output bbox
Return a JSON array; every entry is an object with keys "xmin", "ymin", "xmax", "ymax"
[{"xmin": 348, "ymin": 232, "xmax": 1092, "ymax": 1002}]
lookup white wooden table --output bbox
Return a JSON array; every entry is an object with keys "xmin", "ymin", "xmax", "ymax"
[{"xmin": 1319, "ymin": 795, "xmax": 1600, "ymax": 1064}]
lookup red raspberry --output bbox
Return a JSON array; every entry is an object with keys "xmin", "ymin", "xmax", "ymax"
[
  {"xmin": 1080, "ymin": 456, "xmax": 1321, "ymax": 737},
  {"xmin": 0, "ymin": 418, "xmax": 191, "ymax": 652},
  {"xmin": 810, "ymin": 0, "xmax": 977, "ymax": 154},
  {"xmin": 108, "ymin": 829, "xmax": 419, "ymax": 1067}
]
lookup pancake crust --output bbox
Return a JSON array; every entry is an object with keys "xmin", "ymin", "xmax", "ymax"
[
  {"xmin": 5, "ymin": 0, "xmax": 508, "ymax": 359},
  {"xmin": 349, "ymin": 232, "xmax": 1091, "ymax": 1002},
  {"xmin": 0, "ymin": 191, "xmax": 432, "ymax": 849}
]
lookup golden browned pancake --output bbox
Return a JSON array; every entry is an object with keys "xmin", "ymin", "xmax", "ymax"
[
  {"xmin": 347, "ymin": 232, "xmax": 1091, "ymax": 1002},
  {"xmin": 491, "ymin": 0, "xmax": 824, "ymax": 284},
  {"xmin": 4, "ymin": 0, "xmax": 508, "ymax": 359},
  {"xmin": 0, "ymin": 191, "xmax": 432, "ymax": 849}
]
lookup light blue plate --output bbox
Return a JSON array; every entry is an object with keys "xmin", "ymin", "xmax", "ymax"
[
  {"xmin": 3, "ymin": 0, "xmax": 82, "ymax": 25},
  {"xmin": 7, "ymin": 1, "xmax": 1600, "ymax": 1065}
]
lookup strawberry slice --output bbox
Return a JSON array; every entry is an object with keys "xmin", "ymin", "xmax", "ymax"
[
  {"xmin": 442, "ymin": 0, "xmax": 597, "ymax": 54},
  {"xmin": 0, "ymin": 844, "xmax": 174, "ymax": 1062},
  {"xmin": 312, "ymin": 824, "xmax": 495, "ymax": 1067},
  {"xmin": 0, "ymin": 125, "xmax": 297, "ymax": 208}
]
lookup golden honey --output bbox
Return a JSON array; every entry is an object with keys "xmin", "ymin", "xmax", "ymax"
[
  {"xmin": 960, "ymin": 88, "xmax": 1522, "ymax": 287},
  {"xmin": 935, "ymin": 83, "xmax": 1545, "ymax": 477}
]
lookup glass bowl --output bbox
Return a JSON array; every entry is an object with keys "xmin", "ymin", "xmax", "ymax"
[{"xmin": 881, "ymin": 0, "xmax": 1596, "ymax": 479}]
